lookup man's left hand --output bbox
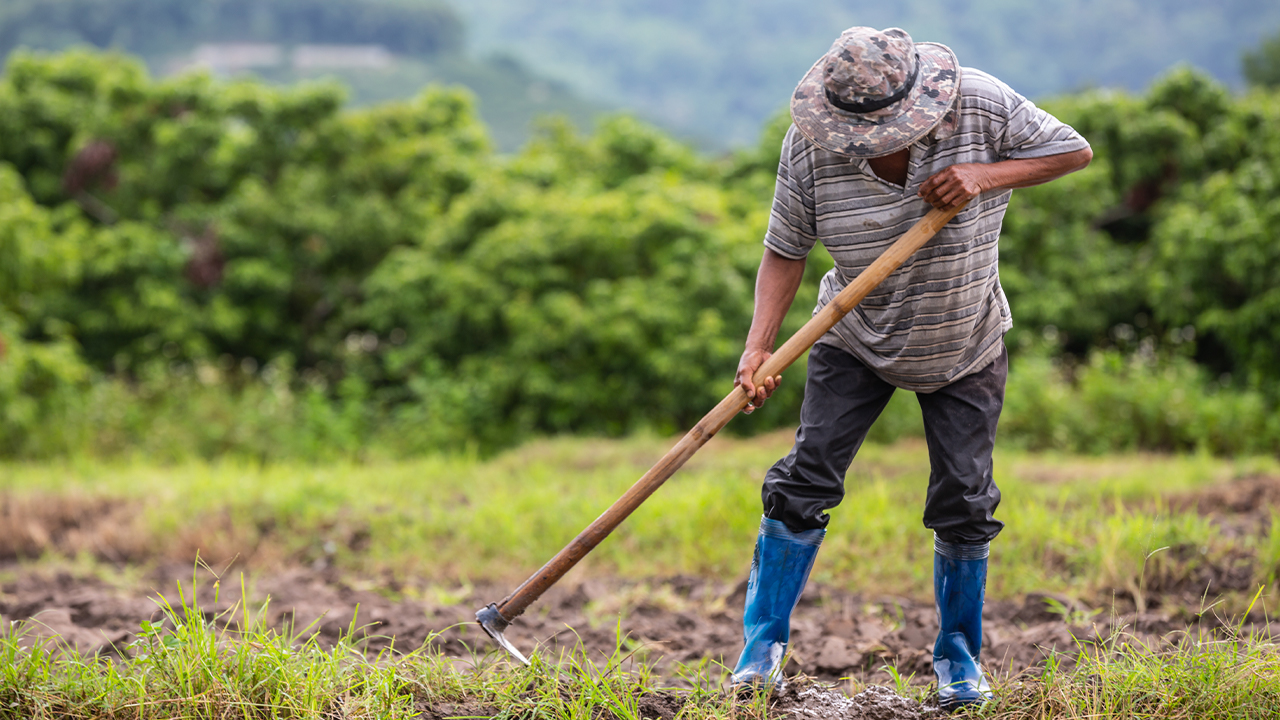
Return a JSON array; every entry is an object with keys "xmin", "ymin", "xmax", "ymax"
[
  {"xmin": 919, "ymin": 163, "xmax": 988, "ymax": 210},
  {"xmin": 918, "ymin": 149, "xmax": 1094, "ymax": 210}
]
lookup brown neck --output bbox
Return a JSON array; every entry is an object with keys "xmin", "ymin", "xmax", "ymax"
[{"xmin": 867, "ymin": 148, "xmax": 910, "ymax": 187}]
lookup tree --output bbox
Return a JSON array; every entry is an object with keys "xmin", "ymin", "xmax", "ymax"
[{"xmin": 1243, "ymin": 29, "xmax": 1280, "ymax": 88}]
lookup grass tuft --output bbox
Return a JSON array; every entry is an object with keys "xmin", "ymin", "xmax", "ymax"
[{"xmin": 990, "ymin": 590, "xmax": 1280, "ymax": 719}]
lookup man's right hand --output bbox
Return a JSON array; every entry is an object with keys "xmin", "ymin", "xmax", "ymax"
[
  {"xmin": 736, "ymin": 247, "xmax": 806, "ymax": 415},
  {"xmin": 735, "ymin": 346, "xmax": 782, "ymax": 414}
]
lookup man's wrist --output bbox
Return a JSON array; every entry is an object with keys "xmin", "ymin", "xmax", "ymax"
[{"xmin": 975, "ymin": 164, "xmax": 994, "ymax": 194}]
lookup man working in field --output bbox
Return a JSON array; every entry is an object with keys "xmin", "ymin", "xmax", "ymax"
[{"xmin": 730, "ymin": 27, "xmax": 1092, "ymax": 710}]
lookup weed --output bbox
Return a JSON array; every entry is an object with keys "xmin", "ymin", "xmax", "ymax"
[
  {"xmin": 879, "ymin": 662, "xmax": 923, "ymax": 702},
  {"xmin": 989, "ymin": 588, "xmax": 1280, "ymax": 719},
  {"xmin": 1043, "ymin": 596, "xmax": 1102, "ymax": 627},
  {"xmin": 1261, "ymin": 511, "xmax": 1280, "ymax": 586}
]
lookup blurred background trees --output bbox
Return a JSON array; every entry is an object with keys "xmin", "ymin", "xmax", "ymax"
[
  {"xmin": 1243, "ymin": 29, "xmax": 1280, "ymax": 88},
  {"xmin": 3, "ymin": 50, "xmax": 1280, "ymax": 458},
  {"xmin": 1, "ymin": 8, "xmax": 1279, "ymax": 460}
]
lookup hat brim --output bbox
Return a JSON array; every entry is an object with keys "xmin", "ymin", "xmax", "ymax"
[{"xmin": 791, "ymin": 42, "xmax": 959, "ymax": 158}]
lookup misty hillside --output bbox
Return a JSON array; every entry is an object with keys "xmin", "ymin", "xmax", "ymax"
[
  {"xmin": 3, "ymin": 0, "xmax": 1279, "ymax": 151},
  {"xmin": 0, "ymin": 0, "xmax": 606, "ymax": 151},
  {"xmin": 458, "ymin": 0, "xmax": 1280, "ymax": 148}
]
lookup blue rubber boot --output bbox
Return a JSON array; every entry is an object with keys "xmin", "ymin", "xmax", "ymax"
[
  {"xmin": 933, "ymin": 536, "xmax": 993, "ymax": 711},
  {"xmin": 730, "ymin": 517, "xmax": 825, "ymax": 688}
]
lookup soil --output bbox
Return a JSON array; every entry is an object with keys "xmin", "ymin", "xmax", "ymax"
[
  {"xmin": 4, "ymin": 562, "xmax": 1275, "ymax": 679},
  {"xmin": 3, "ymin": 474, "xmax": 1279, "ymax": 719},
  {"xmin": 771, "ymin": 683, "xmax": 945, "ymax": 720},
  {"xmin": 1169, "ymin": 473, "xmax": 1280, "ymax": 537}
]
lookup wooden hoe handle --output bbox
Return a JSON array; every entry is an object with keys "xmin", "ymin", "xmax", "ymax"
[{"xmin": 482, "ymin": 203, "xmax": 967, "ymax": 629}]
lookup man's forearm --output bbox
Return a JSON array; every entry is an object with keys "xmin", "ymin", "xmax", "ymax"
[
  {"xmin": 918, "ymin": 146, "xmax": 1092, "ymax": 209},
  {"xmin": 745, "ymin": 247, "xmax": 807, "ymax": 351},
  {"xmin": 981, "ymin": 147, "xmax": 1094, "ymax": 191}
]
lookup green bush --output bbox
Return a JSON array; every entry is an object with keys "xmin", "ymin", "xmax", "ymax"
[
  {"xmin": 1001, "ymin": 342, "xmax": 1280, "ymax": 455},
  {"xmin": 999, "ymin": 69, "xmax": 1280, "ymax": 396},
  {"xmin": 1, "ymin": 52, "xmax": 1279, "ymax": 459}
]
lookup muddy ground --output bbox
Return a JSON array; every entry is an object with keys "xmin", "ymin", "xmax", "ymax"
[
  {"xmin": 4, "ymin": 560, "xmax": 1275, "ymax": 680},
  {"xmin": 2, "ymin": 475, "xmax": 1279, "ymax": 718}
]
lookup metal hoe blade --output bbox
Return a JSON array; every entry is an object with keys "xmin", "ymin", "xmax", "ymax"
[{"xmin": 475, "ymin": 604, "xmax": 530, "ymax": 665}]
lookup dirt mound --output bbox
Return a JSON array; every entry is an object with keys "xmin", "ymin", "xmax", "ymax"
[
  {"xmin": 1125, "ymin": 473, "xmax": 1280, "ymax": 602},
  {"xmin": 1170, "ymin": 474, "xmax": 1280, "ymax": 535},
  {"xmin": 771, "ymin": 683, "xmax": 944, "ymax": 720},
  {"xmin": 0, "ymin": 495, "xmax": 278, "ymax": 567},
  {"xmin": 0, "ymin": 496, "xmax": 146, "ymax": 562}
]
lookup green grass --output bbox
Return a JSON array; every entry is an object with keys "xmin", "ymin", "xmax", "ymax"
[
  {"xmin": 993, "ymin": 590, "xmax": 1280, "ymax": 719},
  {"xmin": 0, "ymin": 580, "xmax": 423, "ymax": 719},
  {"xmin": 1, "ymin": 581, "xmax": 1277, "ymax": 719},
  {"xmin": 3, "ymin": 435, "xmax": 1280, "ymax": 718},
  {"xmin": 0, "ymin": 576, "xmax": 760, "ymax": 720},
  {"xmin": 2, "ymin": 434, "xmax": 1277, "ymax": 606}
]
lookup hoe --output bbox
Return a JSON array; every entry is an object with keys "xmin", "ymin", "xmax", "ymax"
[{"xmin": 476, "ymin": 203, "xmax": 967, "ymax": 664}]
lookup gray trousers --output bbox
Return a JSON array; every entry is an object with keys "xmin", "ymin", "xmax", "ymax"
[{"xmin": 762, "ymin": 342, "xmax": 1006, "ymax": 544}]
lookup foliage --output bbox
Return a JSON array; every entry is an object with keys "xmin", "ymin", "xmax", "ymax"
[
  {"xmin": 1002, "ymin": 346, "xmax": 1280, "ymax": 456},
  {"xmin": 1000, "ymin": 69, "xmax": 1280, "ymax": 393},
  {"xmin": 1, "ymin": 51, "xmax": 1280, "ymax": 458},
  {"xmin": 994, "ymin": 617, "xmax": 1280, "ymax": 719},
  {"xmin": 4, "ymin": 335, "xmax": 1276, "ymax": 461},
  {"xmin": 359, "ymin": 118, "xmax": 763, "ymax": 444},
  {"xmin": 0, "ymin": 51, "xmax": 483, "ymax": 362},
  {"xmin": 1243, "ymin": 28, "xmax": 1280, "ymax": 88}
]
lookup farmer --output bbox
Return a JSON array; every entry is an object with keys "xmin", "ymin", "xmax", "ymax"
[{"xmin": 730, "ymin": 27, "xmax": 1091, "ymax": 710}]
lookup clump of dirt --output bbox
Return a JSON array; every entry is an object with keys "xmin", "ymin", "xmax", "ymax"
[
  {"xmin": 772, "ymin": 683, "xmax": 943, "ymax": 720},
  {"xmin": 1175, "ymin": 474, "xmax": 1280, "ymax": 516},
  {"xmin": 415, "ymin": 699, "xmax": 502, "ymax": 720},
  {"xmin": 636, "ymin": 690, "xmax": 686, "ymax": 720},
  {"xmin": 1170, "ymin": 474, "xmax": 1280, "ymax": 539},
  {"xmin": 0, "ymin": 496, "xmax": 149, "ymax": 562}
]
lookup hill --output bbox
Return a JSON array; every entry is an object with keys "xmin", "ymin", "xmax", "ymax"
[
  {"xmin": 7, "ymin": 1, "xmax": 1279, "ymax": 152},
  {"xmin": 457, "ymin": 0, "xmax": 1280, "ymax": 149},
  {"xmin": 0, "ymin": 0, "xmax": 606, "ymax": 151}
]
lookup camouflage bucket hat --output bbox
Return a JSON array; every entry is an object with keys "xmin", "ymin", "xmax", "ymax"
[{"xmin": 791, "ymin": 27, "xmax": 959, "ymax": 158}]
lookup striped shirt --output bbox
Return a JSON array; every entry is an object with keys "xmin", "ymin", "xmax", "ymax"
[{"xmin": 765, "ymin": 67, "xmax": 1089, "ymax": 391}]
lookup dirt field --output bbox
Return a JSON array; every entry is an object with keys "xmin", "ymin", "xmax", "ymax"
[
  {"xmin": 2, "ymin": 474, "xmax": 1278, "ymax": 718},
  {"xmin": 4, "ymin": 559, "xmax": 1274, "ymax": 677}
]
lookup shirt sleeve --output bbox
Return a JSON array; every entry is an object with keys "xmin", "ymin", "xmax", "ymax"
[
  {"xmin": 986, "ymin": 73, "xmax": 1090, "ymax": 160},
  {"xmin": 762, "ymin": 125, "xmax": 818, "ymax": 260}
]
